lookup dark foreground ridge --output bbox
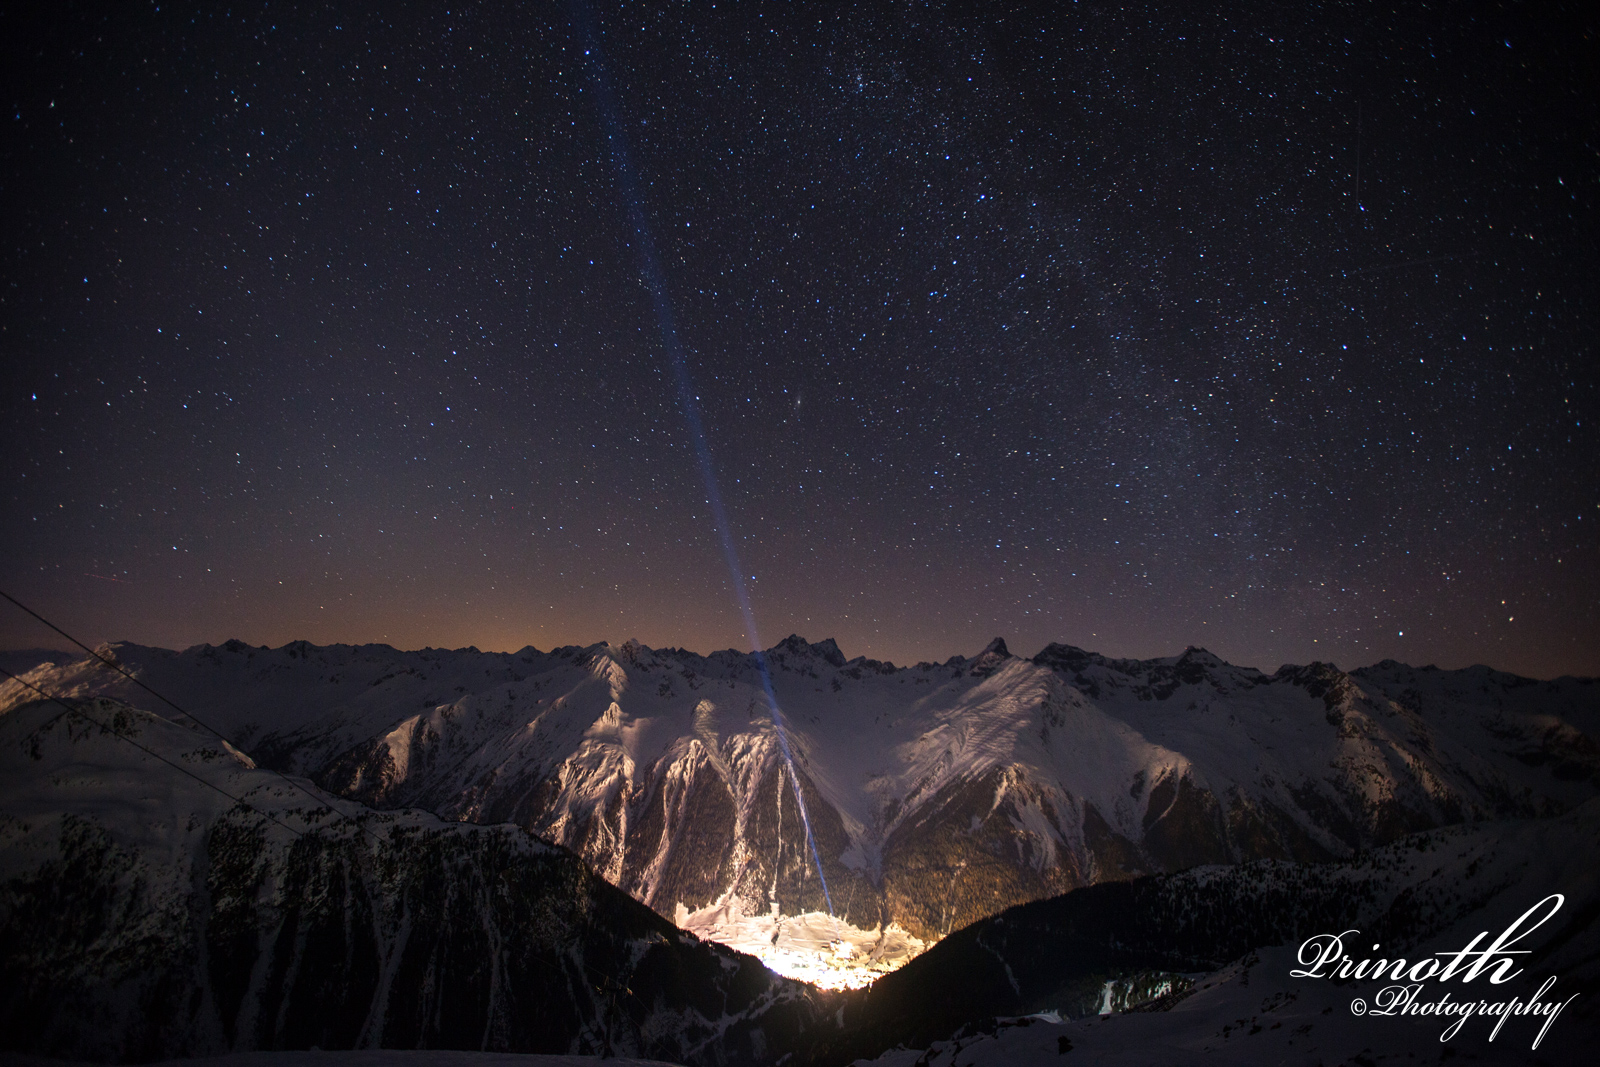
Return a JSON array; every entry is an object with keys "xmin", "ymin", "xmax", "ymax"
[{"xmin": 0, "ymin": 697, "xmax": 833, "ymax": 1065}]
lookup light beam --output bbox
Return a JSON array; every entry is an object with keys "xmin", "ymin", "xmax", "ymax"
[{"xmin": 571, "ymin": 2, "xmax": 835, "ymax": 918}]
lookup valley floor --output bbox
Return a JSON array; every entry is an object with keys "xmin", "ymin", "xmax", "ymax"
[{"xmin": 677, "ymin": 902, "xmax": 927, "ymax": 989}]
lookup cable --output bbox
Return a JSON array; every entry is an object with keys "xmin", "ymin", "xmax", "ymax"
[
  {"xmin": 0, "ymin": 664, "xmax": 309, "ymax": 841},
  {"xmin": 0, "ymin": 667, "xmax": 643, "ymax": 989},
  {"xmin": 1, "ymin": 633, "xmax": 664, "ymax": 1006},
  {"xmin": 0, "ymin": 589, "xmax": 388, "ymax": 847},
  {"xmin": 0, "ymin": 670, "xmax": 643, "ymax": 994},
  {"xmin": 3, "ymin": 588, "xmax": 260, "ymax": 749},
  {"xmin": 0, "ymin": 595, "xmax": 803, "ymax": 995}
]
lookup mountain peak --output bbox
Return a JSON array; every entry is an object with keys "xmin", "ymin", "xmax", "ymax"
[
  {"xmin": 811, "ymin": 637, "xmax": 847, "ymax": 667},
  {"xmin": 969, "ymin": 637, "xmax": 1012, "ymax": 677},
  {"xmin": 1032, "ymin": 643, "xmax": 1098, "ymax": 673},
  {"xmin": 770, "ymin": 634, "xmax": 847, "ymax": 668}
]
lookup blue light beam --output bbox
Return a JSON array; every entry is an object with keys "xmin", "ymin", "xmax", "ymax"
[{"xmin": 571, "ymin": 4, "xmax": 835, "ymax": 919}]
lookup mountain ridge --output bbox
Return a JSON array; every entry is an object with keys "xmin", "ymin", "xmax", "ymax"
[{"xmin": 4, "ymin": 634, "xmax": 1595, "ymax": 984}]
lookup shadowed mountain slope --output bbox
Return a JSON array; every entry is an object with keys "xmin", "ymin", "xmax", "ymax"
[{"xmin": 0, "ymin": 695, "xmax": 832, "ymax": 1064}]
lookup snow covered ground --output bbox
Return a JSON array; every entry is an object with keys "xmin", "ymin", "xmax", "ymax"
[
  {"xmin": 0, "ymin": 1055, "xmax": 682, "ymax": 1067},
  {"xmin": 844, "ymin": 800, "xmax": 1600, "ymax": 1065},
  {"xmin": 849, "ymin": 945, "xmax": 1592, "ymax": 1066}
]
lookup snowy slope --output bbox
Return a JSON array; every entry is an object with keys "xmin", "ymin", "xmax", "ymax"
[
  {"xmin": 0, "ymin": 693, "xmax": 832, "ymax": 1065},
  {"xmin": 5, "ymin": 636, "xmax": 1595, "ymax": 987},
  {"xmin": 829, "ymin": 801, "xmax": 1600, "ymax": 1065}
]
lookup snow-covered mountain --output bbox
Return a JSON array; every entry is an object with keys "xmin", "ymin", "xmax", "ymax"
[
  {"xmin": 5, "ymin": 635, "xmax": 1596, "ymax": 986},
  {"xmin": 0, "ymin": 693, "xmax": 831, "ymax": 1064}
]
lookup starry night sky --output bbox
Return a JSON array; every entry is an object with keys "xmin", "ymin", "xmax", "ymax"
[{"xmin": 3, "ymin": 1, "xmax": 1596, "ymax": 677}]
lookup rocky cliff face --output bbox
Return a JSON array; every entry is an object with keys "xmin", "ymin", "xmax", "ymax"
[
  {"xmin": 8, "ymin": 636, "xmax": 1596, "ymax": 970},
  {"xmin": 0, "ymin": 696, "xmax": 831, "ymax": 1064}
]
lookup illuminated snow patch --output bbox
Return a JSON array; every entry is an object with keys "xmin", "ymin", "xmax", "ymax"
[{"xmin": 677, "ymin": 900, "xmax": 929, "ymax": 990}]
